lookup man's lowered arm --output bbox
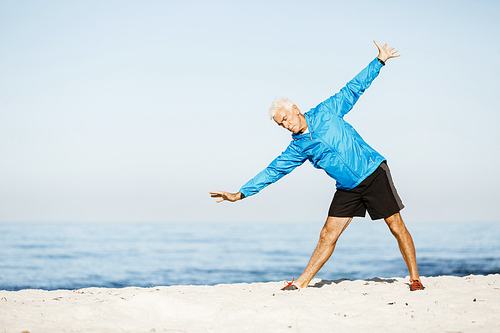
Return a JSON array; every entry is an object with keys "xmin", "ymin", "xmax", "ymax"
[
  {"xmin": 210, "ymin": 143, "xmax": 307, "ymax": 203},
  {"xmin": 210, "ymin": 191, "xmax": 244, "ymax": 203}
]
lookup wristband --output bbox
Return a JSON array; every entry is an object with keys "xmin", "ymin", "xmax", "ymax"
[{"xmin": 377, "ymin": 58, "xmax": 385, "ymax": 66}]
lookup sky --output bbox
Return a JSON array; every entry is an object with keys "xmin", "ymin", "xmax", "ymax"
[{"xmin": 1, "ymin": 0, "xmax": 499, "ymax": 223}]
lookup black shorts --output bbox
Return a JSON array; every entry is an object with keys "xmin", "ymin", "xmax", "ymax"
[{"xmin": 328, "ymin": 162, "xmax": 404, "ymax": 220}]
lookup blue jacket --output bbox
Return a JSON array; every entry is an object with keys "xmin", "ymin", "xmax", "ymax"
[{"xmin": 240, "ymin": 58, "xmax": 386, "ymax": 198}]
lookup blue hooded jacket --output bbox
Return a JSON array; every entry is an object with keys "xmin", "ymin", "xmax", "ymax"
[{"xmin": 239, "ymin": 58, "xmax": 386, "ymax": 198}]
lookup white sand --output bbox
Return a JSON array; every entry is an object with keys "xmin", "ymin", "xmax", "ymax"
[{"xmin": 1, "ymin": 274, "xmax": 499, "ymax": 333}]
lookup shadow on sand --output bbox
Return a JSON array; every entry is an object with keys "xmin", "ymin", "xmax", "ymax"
[{"xmin": 311, "ymin": 277, "xmax": 398, "ymax": 288}]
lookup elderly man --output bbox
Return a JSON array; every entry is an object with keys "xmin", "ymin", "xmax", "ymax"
[{"xmin": 210, "ymin": 41, "xmax": 423, "ymax": 291}]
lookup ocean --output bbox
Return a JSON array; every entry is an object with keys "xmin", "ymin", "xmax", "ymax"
[{"xmin": 0, "ymin": 221, "xmax": 499, "ymax": 291}]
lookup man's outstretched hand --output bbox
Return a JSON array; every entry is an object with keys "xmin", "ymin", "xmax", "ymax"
[
  {"xmin": 374, "ymin": 40, "xmax": 400, "ymax": 63},
  {"xmin": 210, "ymin": 191, "xmax": 244, "ymax": 203}
]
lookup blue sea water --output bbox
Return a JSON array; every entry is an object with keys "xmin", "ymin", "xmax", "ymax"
[{"xmin": 0, "ymin": 221, "xmax": 499, "ymax": 291}]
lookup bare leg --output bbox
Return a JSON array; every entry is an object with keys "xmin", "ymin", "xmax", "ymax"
[
  {"xmin": 384, "ymin": 212, "xmax": 420, "ymax": 282},
  {"xmin": 294, "ymin": 217, "xmax": 352, "ymax": 288}
]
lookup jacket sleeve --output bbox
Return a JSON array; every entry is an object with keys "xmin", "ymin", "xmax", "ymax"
[
  {"xmin": 239, "ymin": 143, "xmax": 307, "ymax": 198},
  {"xmin": 320, "ymin": 57, "xmax": 383, "ymax": 117}
]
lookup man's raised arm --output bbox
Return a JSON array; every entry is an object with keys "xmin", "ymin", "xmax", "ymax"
[
  {"xmin": 374, "ymin": 40, "xmax": 400, "ymax": 64},
  {"xmin": 323, "ymin": 40, "xmax": 401, "ymax": 117}
]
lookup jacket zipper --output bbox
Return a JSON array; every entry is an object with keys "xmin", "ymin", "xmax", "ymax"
[{"xmin": 306, "ymin": 114, "xmax": 361, "ymax": 178}]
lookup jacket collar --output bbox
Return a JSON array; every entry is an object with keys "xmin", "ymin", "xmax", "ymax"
[{"xmin": 292, "ymin": 112, "xmax": 313, "ymax": 141}]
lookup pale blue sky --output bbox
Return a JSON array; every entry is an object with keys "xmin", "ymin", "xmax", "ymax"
[{"xmin": 1, "ymin": 0, "xmax": 499, "ymax": 223}]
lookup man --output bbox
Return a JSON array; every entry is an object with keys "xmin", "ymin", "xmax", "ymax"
[{"xmin": 210, "ymin": 40, "xmax": 424, "ymax": 292}]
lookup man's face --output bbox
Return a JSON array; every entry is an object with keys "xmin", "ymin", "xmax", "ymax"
[{"xmin": 273, "ymin": 105, "xmax": 303, "ymax": 134}]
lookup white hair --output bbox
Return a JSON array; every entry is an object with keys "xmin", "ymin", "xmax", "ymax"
[{"xmin": 268, "ymin": 97, "xmax": 294, "ymax": 120}]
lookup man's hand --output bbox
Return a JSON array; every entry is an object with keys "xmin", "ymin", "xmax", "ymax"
[
  {"xmin": 210, "ymin": 191, "xmax": 244, "ymax": 203},
  {"xmin": 374, "ymin": 40, "xmax": 400, "ymax": 63}
]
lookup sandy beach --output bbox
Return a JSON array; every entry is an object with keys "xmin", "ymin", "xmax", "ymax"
[{"xmin": 1, "ymin": 274, "xmax": 499, "ymax": 333}]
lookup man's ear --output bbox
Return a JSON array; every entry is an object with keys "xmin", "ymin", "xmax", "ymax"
[{"xmin": 292, "ymin": 104, "xmax": 300, "ymax": 114}]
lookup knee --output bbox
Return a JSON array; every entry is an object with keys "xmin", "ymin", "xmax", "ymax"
[
  {"xmin": 385, "ymin": 214, "xmax": 408, "ymax": 236},
  {"xmin": 319, "ymin": 225, "xmax": 337, "ymax": 245},
  {"xmin": 389, "ymin": 224, "xmax": 408, "ymax": 239}
]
